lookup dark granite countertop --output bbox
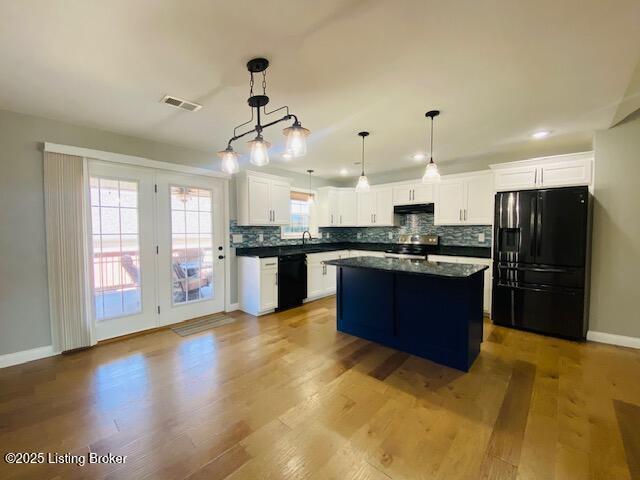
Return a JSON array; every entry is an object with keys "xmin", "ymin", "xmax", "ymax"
[
  {"xmin": 235, "ymin": 242, "xmax": 491, "ymax": 259},
  {"xmin": 324, "ymin": 256, "xmax": 489, "ymax": 278}
]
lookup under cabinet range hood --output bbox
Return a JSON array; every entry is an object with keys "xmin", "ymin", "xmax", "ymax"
[{"xmin": 393, "ymin": 203, "xmax": 434, "ymax": 214}]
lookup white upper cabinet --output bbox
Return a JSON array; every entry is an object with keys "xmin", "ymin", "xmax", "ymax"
[
  {"xmin": 464, "ymin": 173, "xmax": 494, "ymax": 224},
  {"xmin": 357, "ymin": 187, "xmax": 395, "ymax": 226},
  {"xmin": 392, "ymin": 183, "xmax": 434, "ymax": 206},
  {"xmin": 435, "ymin": 180, "xmax": 465, "ymax": 225},
  {"xmin": 491, "ymin": 152, "xmax": 593, "ymax": 192},
  {"xmin": 237, "ymin": 171, "xmax": 291, "ymax": 226},
  {"xmin": 357, "ymin": 190, "xmax": 376, "ymax": 226},
  {"xmin": 270, "ymin": 180, "xmax": 291, "ymax": 225},
  {"xmin": 318, "ymin": 187, "xmax": 357, "ymax": 227},
  {"xmin": 434, "ymin": 172, "xmax": 493, "ymax": 225}
]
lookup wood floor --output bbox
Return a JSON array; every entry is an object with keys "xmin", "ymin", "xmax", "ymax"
[{"xmin": 1, "ymin": 296, "xmax": 639, "ymax": 480}]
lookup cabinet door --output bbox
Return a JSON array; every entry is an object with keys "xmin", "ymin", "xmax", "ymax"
[
  {"xmin": 338, "ymin": 190, "xmax": 357, "ymax": 226},
  {"xmin": 270, "ymin": 181, "xmax": 291, "ymax": 225},
  {"xmin": 540, "ymin": 159, "xmax": 592, "ymax": 188},
  {"xmin": 493, "ymin": 166, "xmax": 538, "ymax": 191},
  {"xmin": 357, "ymin": 191, "xmax": 375, "ymax": 226},
  {"xmin": 392, "ymin": 185, "xmax": 413, "ymax": 206},
  {"xmin": 259, "ymin": 267, "xmax": 277, "ymax": 311},
  {"xmin": 323, "ymin": 251, "xmax": 341, "ymax": 294},
  {"xmin": 326, "ymin": 190, "xmax": 339, "ymax": 226},
  {"xmin": 464, "ymin": 174, "xmax": 494, "ymax": 225},
  {"xmin": 374, "ymin": 188, "xmax": 394, "ymax": 225},
  {"xmin": 413, "ymin": 184, "xmax": 434, "ymax": 203},
  {"xmin": 248, "ymin": 177, "xmax": 272, "ymax": 225},
  {"xmin": 307, "ymin": 261, "xmax": 324, "ymax": 298},
  {"xmin": 434, "ymin": 180, "xmax": 465, "ymax": 225}
]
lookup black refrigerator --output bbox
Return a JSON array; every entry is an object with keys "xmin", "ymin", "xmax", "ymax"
[{"xmin": 491, "ymin": 186, "xmax": 591, "ymax": 340}]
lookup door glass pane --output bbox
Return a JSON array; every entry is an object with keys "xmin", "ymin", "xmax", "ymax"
[
  {"xmin": 170, "ymin": 186, "xmax": 213, "ymax": 304},
  {"xmin": 90, "ymin": 177, "xmax": 142, "ymax": 320}
]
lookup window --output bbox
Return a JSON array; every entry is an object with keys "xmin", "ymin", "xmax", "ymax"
[
  {"xmin": 90, "ymin": 176, "xmax": 142, "ymax": 320},
  {"xmin": 281, "ymin": 189, "xmax": 317, "ymax": 239},
  {"xmin": 170, "ymin": 186, "xmax": 214, "ymax": 304}
]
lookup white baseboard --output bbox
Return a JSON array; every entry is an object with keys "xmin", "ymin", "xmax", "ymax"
[
  {"xmin": 225, "ymin": 303, "xmax": 239, "ymax": 313},
  {"xmin": 587, "ymin": 331, "xmax": 640, "ymax": 349},
  {"xmin": 0, "ymin": 345, "xmax": 58, "ymax": 369}
]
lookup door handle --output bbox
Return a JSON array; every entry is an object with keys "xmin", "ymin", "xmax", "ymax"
[
  {"xmin": 464, "ymin": 209, "xmax": 467, "ymax": 221},
  {"xmin": 331, "ymin": 214, "xmax": 333, "ymax": 224},
  {"xmin": 275, "ymin": 272, "xmax": 278, "ymax": 286},
  {"xmin": 459, "ymin": 209, "xmax": 462, "ymax": 221},
  {"xmin": 340, "ymin": 214, "xmax": 342, "ymax": 224}
]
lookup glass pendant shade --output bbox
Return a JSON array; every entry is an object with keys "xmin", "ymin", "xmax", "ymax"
[
  {"xmin": 355, "ymin": 175, "xmax": 371, "ymax": 192},
  {"xmin": 282, "ymin": 123, "xmax": 310, "ymax": 158},
  {"xmin": 218, "ymin": 147, "xmax": 239, "ymax": 174},
  {"xmin": 247, "ymin": 136, "xmax": 271, "ymax": 166},
  {"xmin": 422, "ymin": 160, "xmax": 440, "ymax": 183}
]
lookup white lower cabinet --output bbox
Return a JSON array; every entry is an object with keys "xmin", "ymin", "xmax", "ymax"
[
  {"xmin": 239, "ymin": 257, "xmax": 278, "ymax": 316},
  {"xmin": 306, "ymin": 250, "xmax": 348, "ymax": 300},
  {"xmin": 427, "ymin": 255, "xmax": 493, "ymax": 314}
]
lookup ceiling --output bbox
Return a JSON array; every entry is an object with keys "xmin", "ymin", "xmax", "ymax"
[{"xmin": 1, "ymin": 0, "xmax": 639, "ymax": 179}]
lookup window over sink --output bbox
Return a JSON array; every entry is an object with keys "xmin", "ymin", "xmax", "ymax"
[{"xmin": 281, "ymin": 188, "xmax": 318, "ymax": 239}]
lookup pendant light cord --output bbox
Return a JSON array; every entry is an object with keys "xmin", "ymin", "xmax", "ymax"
[
  {"xmin": 361, "ymin": 135, "xmax": 365, "ymax": 176},
  {"xmin": 429, "ymin": 116, "xmax": 434, "ymax": 163}
]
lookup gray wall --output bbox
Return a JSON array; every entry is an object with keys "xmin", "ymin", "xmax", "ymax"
[
  {"xmin": 0, "ymin": 108, "xmax": 336, "ymax": 355},
  {"xmin": 589, "ymin": 110, "xmax": 640, "ymax": 337}
]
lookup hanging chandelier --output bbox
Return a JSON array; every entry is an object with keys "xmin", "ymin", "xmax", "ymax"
[
  {"xmin": 355, "ymin": 131, "xmax": 371, "ymax": 192},
  {"xmin": 422, "ymin": 110, "xmax": 441, "ymax": 183},
  {"xmin": 218, "ymin": 58, "xmax": 310, "ymax": 174}
]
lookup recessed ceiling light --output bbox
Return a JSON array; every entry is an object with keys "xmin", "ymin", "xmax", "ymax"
[
  {"xmin": 413, "ymin": 152, "xmax": 426, "ymax": 161},
  {"xmin": 339, "ymin": 168, "xmax": 349, "ymax": 176},
  {"xmin": 532, "ymin": 130, "xmax": 551, "ymax": 139}
]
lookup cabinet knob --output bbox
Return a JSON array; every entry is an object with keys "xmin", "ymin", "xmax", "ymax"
[{"xmin": 218, "ymin": 255, "xmax": 225, "ymax": 260}]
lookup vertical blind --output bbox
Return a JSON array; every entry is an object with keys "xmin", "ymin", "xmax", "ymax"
[{"xmin": 44, "ymin": 152, "xmax": 94, "ymax": 352}]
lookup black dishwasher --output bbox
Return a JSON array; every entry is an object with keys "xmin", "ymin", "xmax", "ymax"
[{"xmin": 277, "ymin": 253, "xmax": 307, "ymax": 311}]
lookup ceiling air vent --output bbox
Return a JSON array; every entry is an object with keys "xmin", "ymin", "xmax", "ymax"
[{"xmin": 160, "ymin": 95, "xmax": 202, "ymax": 112}]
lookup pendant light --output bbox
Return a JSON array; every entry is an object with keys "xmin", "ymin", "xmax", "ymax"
[
  {"xmin": 218, "ymin": 57, "xmax": 310, "ymax": 173},
  {"xmin": 247, "ymin": 133, "xmax": 270, "ymax": 166},
  {"xmin": 307, "ymin": 169, "xmax": 315, "ymax": 205},
  {"xmin": 218, "ymin": 146, "xmax": 240, "ymax": 174},
  {"xmin": 355, "ymin": 131, "xmax": 371, "ymax": 192},
  {"xmin": 422, "ymin": 110, "xmax": 441, "ymax": 183}
]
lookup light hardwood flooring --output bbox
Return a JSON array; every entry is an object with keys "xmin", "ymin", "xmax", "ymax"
[{"xmin": 1, "ymin": 296, "xmax": 639, "ymax": 479}]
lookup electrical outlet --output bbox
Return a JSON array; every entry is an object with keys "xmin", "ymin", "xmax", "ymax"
[
  {"xmin": 326, "ymin": 232, "xmax": 331, "ymax": 238},
  {"xmin": 258, "ymin": 233, "xmax": 264, "ymax": 242},
  {"xmin": 478, "ymin": 233, "xmax": 485, "ymax": 242},
  {"xmin": 357, "ymin": 232, "xmax": 362, "ymax": 239},
  {"xmin": 388, "ymin": 232, "xmax": 393, "ymax": 240},
  {"xmin": 232, "ymin": 234, "xmax": 243, "ymax": 243}
]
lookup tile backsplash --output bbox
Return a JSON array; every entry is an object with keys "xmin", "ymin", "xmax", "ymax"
[{"xmin": 231, "ymin": 213, "xmax": 491, "ymax": 248}]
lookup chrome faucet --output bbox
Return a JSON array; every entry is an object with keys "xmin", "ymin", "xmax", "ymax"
[{"xmin": 302, "ymin": 230, "xmax": 312, "ymax": 246}]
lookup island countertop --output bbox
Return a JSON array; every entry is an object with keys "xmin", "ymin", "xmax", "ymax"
[{"xmin": 324, "ymin": 256, "xmax": 488, "ymax": 278}]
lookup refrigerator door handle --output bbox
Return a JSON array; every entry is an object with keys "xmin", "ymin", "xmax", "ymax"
[
  {"xmin": 537, "ymin": 194, "xmax": 543, "ymax": 256},
  {"xmin": 497, "ymin": 282, "xmax": 579, "ymax": 295},
  {"xmin": 529, "ymin": 196, "xmax": 536, "ymax": 258}
]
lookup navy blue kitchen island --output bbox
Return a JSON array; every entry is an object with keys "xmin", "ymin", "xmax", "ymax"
[{"xmin": 324, "ymin": 256, "xmax": 488, "ymax": 371}]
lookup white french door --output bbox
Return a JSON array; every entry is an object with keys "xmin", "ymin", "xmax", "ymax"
[
  {"xmin": 156, "ymin": 172, "xmax": 225, "ymax": 326},
  {"xmin": 87, "ymin": 162, "xmax": 226, "ymax": 340},
  {"xmin": 88, "ymin": 162, "xmax": 157, "ymax": 340}
]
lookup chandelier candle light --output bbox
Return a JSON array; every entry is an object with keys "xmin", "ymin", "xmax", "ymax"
[
  {"xmin": 422, "ymin": 110, "xmax": 441, "ymax": 183},
  {"xmin": 218, "ymin": 58, "xmax": 310, "ymax": 174},
  {"xmin": 355, "ymin": 131, "xmax": 371, "ymax": 192}
]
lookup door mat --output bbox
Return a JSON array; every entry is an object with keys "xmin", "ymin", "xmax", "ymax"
[{"xmin": 171, "ymin": 316, "xmax": 235, "ymax": 337}]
